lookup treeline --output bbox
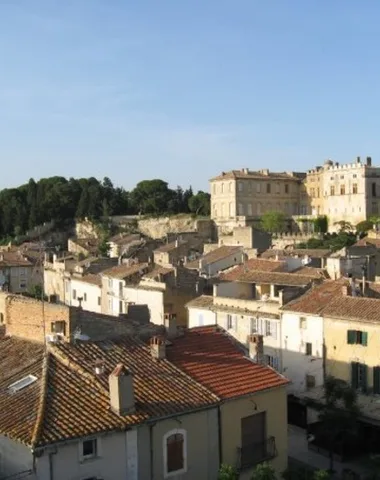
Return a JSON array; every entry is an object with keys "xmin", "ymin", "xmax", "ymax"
[{"xmin": 0, "ymin": 177, "xmax": 210, "ymax": 238}]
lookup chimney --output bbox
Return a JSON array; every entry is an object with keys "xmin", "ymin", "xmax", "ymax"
[
  {"xmin": 109, "ymin": 363, "xmax": 135, "ymax": 415},
  {"xmin": 150, "ymin": 336, "xmax": 166, "ymax": 360},
  {"xmin": 357, "ymin": 156, "xmax": 361, "ymax": 163},
  {"xmin": 367, "ymin": 156, "xmax": 372, "ymax": 167},
  {"xmin": 248, "ymin": 334, "xmax": 264, "ymax": 364},
  {"xmin": 164, "ymin": 313, "xmax": 177, "ymax": 338},
  {"xmin": 341, "ymin": 285, "xmax": 350, "ymax": 296}
]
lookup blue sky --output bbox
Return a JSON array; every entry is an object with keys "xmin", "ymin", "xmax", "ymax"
[{"xmin": 1, "ymin": 1, "xmax": 380, "ymax": 191}]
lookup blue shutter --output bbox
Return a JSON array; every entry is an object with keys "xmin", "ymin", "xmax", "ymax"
[
  {"xmin": 347, "ymin": 330, "xmax": 355, "ymax": 344},
  {"xmin": 361, "ymin": 331, "xmax": 368, "ymax": 346}
]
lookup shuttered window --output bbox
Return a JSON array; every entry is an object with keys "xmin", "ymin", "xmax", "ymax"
[
  {"xmin": 347, "ymin": 330, "xmax": 368, "ymax": 346},
  {"xmin": 351, "ymin": 362, "xmax": 359, "ymax": 389},
  {"xmin": 351, "ymin": 362, "xmax": 368, "ymax": 392},
  {"xmin": 373, "ymin": 367, "xmax": 380, "ymax": 394}
]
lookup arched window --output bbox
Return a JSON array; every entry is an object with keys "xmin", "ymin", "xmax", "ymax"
[{"xmin": 163, "ymin": 429, "xmax": 187, "ymax": 477}]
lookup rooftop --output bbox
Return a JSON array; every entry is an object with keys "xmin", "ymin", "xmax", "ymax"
[
  {"xmin": 219, "ymin": 269, "xmax": 314, "ymax": 287},
  {"xmin": 167, "ymin": 326, "xmax": 289, "ymax": 399},
  {"xmin": 219, "ymin": 258, "xmax": 286, "ymax": 281},
  {"xmin": 0, "ymin": 335, "xmax": 218, "ymax": 448},
  {"xmin": 101, "ymin": 262, "xmax": 149, "ymax": 280},
  {"xmin": 71, "ymin": 274, "xmax": 102, "ymax": 287},
  {"xmin": 261, "ymin": 248, "xmax": 331, "ymax": 259},
  {"xmin": 185, "ymin": 245, "xmax": 243, "ymax": 269},
  {"xmin": 354, "ymin": 236, "xmax": 380, "ymax": 249},
  {"xmin": 0, "ymin": 252, "xmax": 33, "ymax": 268},
  {"xmin": 154, "ymin": 241, "xmax": 188, "ymax": 254},
  {"xmin": 108, "ymin": 233, "xmax": 141, "ymax": 246},
  {"xmin": 210, "ymin": 169, "xmax": 306, "ymax": 182},
  {"xmin": 323, "ymin": 295, "xmax": 380, "ymax": 323},
  {"xmin": 281, "ymin": 278, "xmax": 349, "ymax": 315},
  {"xmin": 142, "ymin": 265, "xmax": 174, "ymax": 280},
  {"xmin": 291, "ymin": 266, "xmax": 330, "ymax": 279}
]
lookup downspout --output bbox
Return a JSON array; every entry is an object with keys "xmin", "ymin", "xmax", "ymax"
[
  {"xmin": 217, "ymin": 406, "xmax": 223, "ymax": 468},
  {"xmin": 150, "ymin": 424, "xmax": 154, "ymax": 480},
  {"xmin": 49, "ymin": 452, "xmax": 54, "ymax": 480}
]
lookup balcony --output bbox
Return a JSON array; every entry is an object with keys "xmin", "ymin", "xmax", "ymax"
[{"xmin": 237, "ymin": 436, "xmax": 277, "ymax": 471}]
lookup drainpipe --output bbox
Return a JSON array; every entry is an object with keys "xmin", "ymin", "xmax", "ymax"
[
  {"xmin": 217, "ymin": 406, "xmax": 223, "ymax": 468},
  {"xmin": 49, "ymin": 452, "xmax": 54, "ymax": 480},
  {"xmin": 150, "ymin": 424, "xmax": 155, "ymax": 480}
]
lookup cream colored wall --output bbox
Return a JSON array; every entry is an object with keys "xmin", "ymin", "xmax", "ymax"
[
  {"xmin": 8, "ymin": 266, "xmax": 33, "ymax": 294},
  {"xmin": 324, "ymin": 316, "xmax": 380, "ymax": 387},
  {"xmin": 220, "ymin": 387, "xmax": 288, "ymax": 479},
  {"xmin": 210, "ymin": 179, "xmax": 237, "ymax": 221},
  {"xmin": 68, "ymin": 279, "xmax": 102, "ymax": 313},
  {"xmin": 44, "ymin": 268, "xmax": 66, "ymax": 302},
  {"xmin": 150, "ymin": 407, "xmax": 219, "ymax": 480}
]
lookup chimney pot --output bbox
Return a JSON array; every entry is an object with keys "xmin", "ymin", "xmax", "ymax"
[
  {"xmin": 150, "ymin": 336, "xmax": 166, "ymax": 360},
  {"xmin": 164, "ymin": 313, "xmax": 177, "ymax": 338},
  {"xmin": 109, "ymin": 363, "xmax": 135, "ymax": 415},
  {"xmin": 248, "ymin": 334, "xmax": 264, "ymax": 364},
  {"xmin": 341, "ymin": 285, "xmax": 349, "ymax": 296}
]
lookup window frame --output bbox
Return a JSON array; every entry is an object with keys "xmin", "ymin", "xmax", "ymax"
[
  {"xmin": 163, "ymin": 429, "xmax": 187, "ymax": 478},
  {"xmin": 79, "ymin": 438, "xmax": 100, "ymax": 462}
]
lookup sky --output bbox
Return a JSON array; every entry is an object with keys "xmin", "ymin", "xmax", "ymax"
[{"xmin": 1, "ymin": 1, "xmax": 380, "ymax": 192}]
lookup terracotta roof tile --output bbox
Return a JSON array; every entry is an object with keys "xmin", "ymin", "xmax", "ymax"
[
  {"xmin": 354, "ymin": 236, "xmax": 380, "ymax": 248},
  {"xmin": 322, "ymin": 296, "xmax": 380, "ymax": 323},
  {"xmin": 219, "ymin": 258, "xmax": 286, "ymax": 281},
  {"xmin": 0, "ymin": 252, "xmax": 33, "ymax": 267},
  {"xmin": 281, "ymin": 278, "xmax": 348, "ymax": 315},
  {"xmin": 210, "ymin": 170, "xmax": 305, "ymax": 182},
  {"xmin": 185, "ymin": 246, "xmax": 243, "ymax": 269},
  {"xmin": 186, "ymin": 295, "xmax": 214, "ymax": 309},
  {"xmin": 72, "ymin": 274, "xmax": 102, "ymax": 286},
  {"xmin": 154, "ymin": 241, "xmax": 188, "ymax": 253},
  {"xmin": 108, "ymin": 233, "xmax": 141, "ymax": 246},
  {"xmin": 143, "ymin": 265, "xmax": 174, "ymax": 280},
  {"xmin": 292, "ymin": 266, "xmax": 330, "ymax": 279},
  {"xmin": 261, "ymin": 248, "xmax": 331, "ymax": 259},
  {"xmin": 101, "ymin": 262, "xmax": 150, "ymax": 280},
  {"xmin": 220, "ymin": 270, "xmax": 314, "ymax": 287},
  {"xmin": 167, "ymin": 326, "xmax": 289, "ymax": 399},
  {"xmin": 0, "ymin": 336, "xmax": 218, "ymax": 447}
]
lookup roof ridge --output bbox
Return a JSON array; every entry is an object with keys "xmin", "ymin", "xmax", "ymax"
[
  {"xmin": 31, "ymin": 353, "xmax": 49, "ymax": 448},
  {"xmin": 48, "ymin": 345, "xmax": 109, "ymax": 398}
]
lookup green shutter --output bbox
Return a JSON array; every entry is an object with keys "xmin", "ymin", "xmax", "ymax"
[
  {"xmin": 360, "ymin": 364, "xmax": 368, "ymax": 393},
  {"xmin": 373, "ymin": 367, "xmax": 380, "ymax": 394},
  {"xmin": 362, "ymin": 331, "xmax": 368, "ymax": 346},
  {"xmin": 347, "ymin": 330, "xmax": 355, "ymax": 344},
  {"xmin": 351, "ymin": 362, "xmax": 359, "ymax": 389}
]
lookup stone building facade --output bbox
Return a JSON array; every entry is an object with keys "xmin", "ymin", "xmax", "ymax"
[{"xmin": 210, "ymin": 156, "xmax": 380, "ymax": 230}]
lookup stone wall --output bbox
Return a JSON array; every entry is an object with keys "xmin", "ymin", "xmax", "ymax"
[
  {"xmin": 75, "ymin": 219, "xmax": 100, "ymax": 239},
  {"xmin": 137, "ymin": 216, "xmax": 214, "ymax": 240},
  {"xmin": 272, "ymin": 232, "xmax": 320, "ymax": 250}
]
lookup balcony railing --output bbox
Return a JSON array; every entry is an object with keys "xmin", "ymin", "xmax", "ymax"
[{"xmin": 237, "ymin": 436, "xmax": 277, "ymax": 471}]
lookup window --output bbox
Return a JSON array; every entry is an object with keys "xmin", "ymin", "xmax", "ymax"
[
  {"xmin": 353, "ymin": 183, "xmax": 358, "ymax": 194},
  {"xmin": 97, "ymin": 296, "xmax": 101, "ymax": 306},
  {"xmin": 238, "ymin": 203, "xmax": 244, "ymax": 215},
  {"xmin": 340, "ymin": 175, "xmax": 344, "ymax": 180},
  {"xmin": 119, "ymin": 300, "xmax": 123, "ymax": 314},
  {"xmin": 164, "ymin": 430, "xmax": 187, "ymax": 476},
  {"xmin": 265, "ymin": 355, "xmax": 279, "ymax": 370},
  {"xmin": 351, "ymin": 362, "xmax": 367, "ymax": 392},
  {"xmin": 264, "ymin": 320, "xmax": 277, "ymax": 339},
  {"xmin": 373, "ymin": 366, "xmax": 380, "ymax": 394},
  {"xmin": 229, "ymin": 202, "xmax": 234, "ymax": 217},
  {"xmin": 340, "ymin": 185, "xmax": 345, "ymax": 195},
  {"xmin": 240, "ymin": 412, "xmax": 267, "ymax": 469},
  {"xmin": 266, "ymin": 184, "xmax": 271, "ymax": 194},
  {"xmin": 256, "ymin": 183, "xmax": 261, "ymax": 193},
  {"xmin": 83, "ymin": 292, "xmax": 87, "ymax": 302},
  {"xmin": 51, "ymin": 321, "xmax": 66, "ymax": 336},
  {"xmin": 227, "ymin": 314, "xmax": 233, "ymax": 329},
  {"xmin": 330, "ymin": 186, "xmax": 335, "ymax": 196},
  {"xmin": 353, "ymin": 174, "xmax": 357, "ymax": 178},
  {"xmin": 347, "ymin": 330, "xmax": 368, "ymax": 346},
  {"xmin": 81, "ymin": 439, "xmax": 98, "ymax": 460},
  {"xmin": 250, "ymin": 317, "xmax": 257, "ymax": 334},
  {"xmin": 310, "ymin": 188, "xmax": 315, "ymax": 198},
  {"xmin": 257, "ymin": 203, "xmax": 262, "ymax": 215},
  {"xmin": 299, "ymin": 317, "xmax": 307, "ymax": 329},
  {"xmin": 372, "ymin": 182, "xmax": 377, "ymax": 197},
  {"xmin": 19, "ymin": 268, "xmax": 26, "ymax": 276},
  {"xmin": 221, "ymin": 183, "xmax": 224, "ymax": 193},
  {"xmin": 19, "ymin": 281, "xmax": 26, "ymax": 289},
  {"xmin": 247, "ymin": 203, "xmax": 253, "ymax": 216},
  {"xmin": 275, "ymin": 183, "xmax": 280, "ymax": 194},
  {"xmin": 73, "ymin": 289, "xmax": 77, "ymax": 300},
  {"xmin": 238, "ymin": 182, "xmax": 243, "ymax": 192},
  {"xmin": 305, "ymin": 342, "xmax": 312, "ymax": 356},
  {"xmin": 229, "ymin": 182, "xmax": 233, "ymax": 192},
  {"xmin": 108, "ymin": 278, "xmax": 112, "ymax": 289},
  {"xmin": 317, "ymin": 188, "xmax": 320, "ymax": 198},
  {"xmin": 285, "ymin": 184, "xmax": 289, "ymax": 194}
]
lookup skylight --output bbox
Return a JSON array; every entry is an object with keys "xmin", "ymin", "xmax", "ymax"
[{"xmin": 8, "ymin": 375, "xmax": 38, "ymax": 394}]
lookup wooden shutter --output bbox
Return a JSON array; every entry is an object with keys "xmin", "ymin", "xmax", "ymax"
[
  {"xmin": 361, "ymin": 331, "xmax": 368, "ymax": 346},
  {"xmin": 241, "ymin": 412, "xmax": 266, "ymax": 447},
  {"xmin": 360, "ymin": 364, "xmax": 368, "ymax": 393},
  {"xmin": 351, "ymin": 362, "xmax": 359, "ymax": 389},
  {"xmin": 374, "ymin": 367, "xmax": 380, "ymax": 394},
  {"xmin": 347, "ymin": 330, "xmax": 355, "ymax": 344},
  {"xmin": 167, "ymin": 434, "xmax": 184, "ymax": 473}
]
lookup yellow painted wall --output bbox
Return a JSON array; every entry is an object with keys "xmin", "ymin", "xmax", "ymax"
[
  {"xmin": 220, "ymin": 386, "xmax": 288, "ymax": 479},
  {"xmin": 324, "ymin": 316, "xmax": 380, "ymax": 388}
]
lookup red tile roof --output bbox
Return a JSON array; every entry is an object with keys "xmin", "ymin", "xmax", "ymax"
[
  {"xmin": 220, "ymin": 270, "xmax": 314, "ymax": 287},
  {"xmin": 185, "ymin": 246, "xmax": 243, "ymax": 269},
  {"xmin": 354, "ymin": 236, "xmax": 380, "ymax": 248},
  {"xmin": 0, "ymin": 251, "xmax": 33, "ymax": 268},
  {"xmin": 101, "ymin": 262, "xmax": 150, "ymax": 280},
  {"xmin": 167, "ymin": 326, "xmax": 289, "ymax": 399},
  {"xmin": 219, "ymin": 258, "xmax": 286, "ymax": 281}
]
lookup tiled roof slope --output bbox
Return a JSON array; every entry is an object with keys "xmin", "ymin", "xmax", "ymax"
[
  {"xmin": 219, "ymin": 258, "xmax": 286, "ymax": 281},
  {"xmin": 154, "ymin": 241, "xmax": 188, "ymax": 253},
  {"xmin": 261, "ymin": 248, "xmax": 331, "ymax": 259},
  {"xmin": 0, "ymin": 251, "xmax": 33, "ymax": 267},
  {"xmin": 220, "ymin": 270, "xmax": 313, "ymax": 287},
  {"xmin": 322, "ymin": 296, "xmax": 380, "ymax": 323},
  {"xmin": 101, "ymin": 262, "xmax": 149, "ymax": 280},
  {"xmin": 167, "ymin": 326, "xmax": 289, "ymax": 399},
  {"xmin": 0, "ymin": 336, "xmax": 218, "ymax": 448},
  {"xmin": 292, "ymin": 266, "xmax": 330, "ymax": 279},
  {"xmin": 210, "ymin": 170, "xmax": 305, "ymax": 181},
  {"xmin": 281, "ymin": 278, "xmax": 348, "ymax": 315},
  {"xmin": 186, "ymin": 246, "xmax": 242, "ymax": 269},
  {"xmin": 354, "ymin": 236, "xmax": 380, "ymax": 248}
]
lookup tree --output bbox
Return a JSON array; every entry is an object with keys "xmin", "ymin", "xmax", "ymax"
[
  {"xmin": 313, "ymin": 216, "xmax": 328, "ymax": 234},
  {"xmin": 98, "ymin": 237, "xmax": 110, "ymax": 257},
  {"xmin": 218, "ymin": 464, "xmax": 239, "ymax": 480},
  {"xmin": 188, "ymin": 191, "xmax": 210, "ymax": 216},
  {"xmin": 316, "ymin": 376, "xmax": 360, "ymax": 472},
  {"xmin": 129, "ymin": 179, "xmax": 173, "ymax": 215},
  {"xmin": 251, "ymin": 462, "xmax": 276, "ymax": 480},
  {"xmin": 261, "ymin": 211, "xmax": 285, "ymax": 233},
  {"xmin": 356, "ymin": 220, "xmax": 374, "ymax": 233},
  {"xmin": 334, "ymin": 220, "xmax": 353, "ymax": 233}
]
